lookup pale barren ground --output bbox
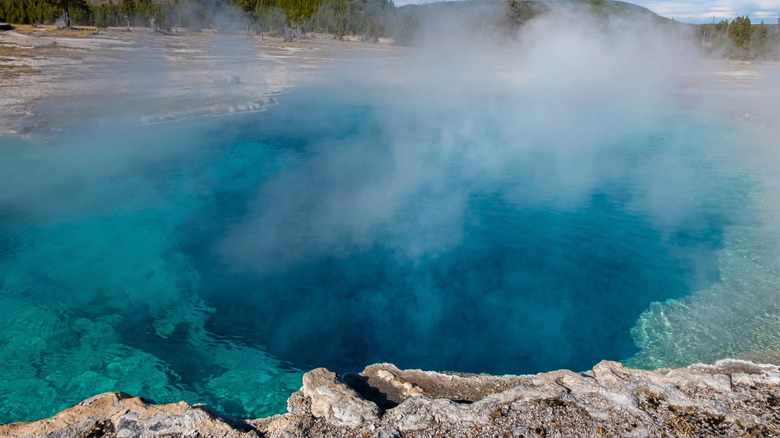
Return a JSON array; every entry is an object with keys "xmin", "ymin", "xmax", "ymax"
[
  {"xmin": 0, "ymin": 25, "xmax": 401, "ymax": 137},
  {"xmin": 0, "ymin": 25, "xmax": 777, "ymax": 137}
]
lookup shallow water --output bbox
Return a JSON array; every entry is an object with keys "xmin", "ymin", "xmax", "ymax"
[{"xmin": 0, "ymin": 86, "xmax": 769, "ymax": 422}]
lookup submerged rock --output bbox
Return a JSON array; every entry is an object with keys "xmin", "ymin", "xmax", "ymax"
[{"xmin": 3, "ymin": 359, "xmax": 780, "ymax": 437}]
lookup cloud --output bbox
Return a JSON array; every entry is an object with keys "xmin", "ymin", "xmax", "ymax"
[{"xmin": 633, "ymin": 0, "xmax": 780, "ymax": 23}]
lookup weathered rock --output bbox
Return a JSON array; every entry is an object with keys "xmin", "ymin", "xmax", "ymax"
[
  {"xmin": 345, "ymin": 362, "xmax": 529, "ymax": 409},
  {"xmin": 299, "ymin": 367, "xmax": 380, "ymax": 427},
  {"xmin": 4, "ymin": 359, "xmax": 780, "ymax": 437},
  {"xmin": 0, "ymin": 392, "xmax": 257, "ymax": 438}
]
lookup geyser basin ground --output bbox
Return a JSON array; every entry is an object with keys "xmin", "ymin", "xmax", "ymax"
[{"xmin": 2, "ymin": 79, "xmax": 775, "ymax": 423}]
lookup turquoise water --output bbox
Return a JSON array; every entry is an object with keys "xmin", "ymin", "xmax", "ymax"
[{"xmin": 0, "ymin": 86, "xmax": 764, "ymax": 423}]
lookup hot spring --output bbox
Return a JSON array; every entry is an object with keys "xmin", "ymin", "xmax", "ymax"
[{"xmin": 2, "ymin": 36, "xmax": 780, "ymax": 423}]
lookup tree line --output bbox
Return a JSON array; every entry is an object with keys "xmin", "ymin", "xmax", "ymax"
[
  {"xmin": 698, "ymin": 16, "xmax": 780, "ymax": 60},
  {"xmin": 0, "ymin": 0, "xmax": 395, "ymax": 38}
]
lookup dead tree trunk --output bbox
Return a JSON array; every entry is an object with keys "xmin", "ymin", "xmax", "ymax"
[
  {"xmin": 283, "ymin": 23, "xmax": 304, "ymax": 42},
  {"xmin": 121, "ymin": 14, "xmax": 132, "ymax": 31},
  {"xmin": 63, "ymin": 2, "xmax": 71, "ymax": 28}
]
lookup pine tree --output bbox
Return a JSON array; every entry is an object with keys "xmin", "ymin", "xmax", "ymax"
[{"xmin": 728, "ymin": 16, "xmax": 752, "ymax": 51}]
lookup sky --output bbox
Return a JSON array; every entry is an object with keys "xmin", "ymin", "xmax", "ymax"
[
  {"xmin": 633, "ymin": 0, "xmax": 780, "ymax": 23},
  {"xmin": 393, "ymin": 0, "xmax": 780, "ymax": 24}
]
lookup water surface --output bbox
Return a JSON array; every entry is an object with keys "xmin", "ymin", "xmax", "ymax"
[{"xmin": 0, "ymin": 87, "xmax": 767, "ymax": 422}]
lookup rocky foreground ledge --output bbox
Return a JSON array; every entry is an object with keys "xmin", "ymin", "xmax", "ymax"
[{"xmin": 3, "ymin": 360, "xmax": 780, "ymax": 437}]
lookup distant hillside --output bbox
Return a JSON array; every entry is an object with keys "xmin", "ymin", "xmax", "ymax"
[
  {"xmin": 398, "ymin": 0, "xmax": 670, "ymax": 22},
  {"xmin": 389, "ymin": 0, "xmax": 686, "ymax": 43},
  {"xmin": 586, "ymin": 0, "xmax": 666, "ymax": 20}
]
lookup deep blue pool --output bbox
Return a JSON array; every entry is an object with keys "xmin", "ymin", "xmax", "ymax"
[{"xmin": 0, "ymin": 85, "xmax": 761, "ymax": 422}]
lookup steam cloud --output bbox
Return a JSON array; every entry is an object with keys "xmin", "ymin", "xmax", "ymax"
[
  {"xmin": 217, "ymin": 7, "xmax": 703, "ymax": 272},
  {"xmin": 2, "ymin": 1, "xmax": 780, "ymax": 423}
]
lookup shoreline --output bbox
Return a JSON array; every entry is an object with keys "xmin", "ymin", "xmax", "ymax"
[{"xmin": 2, "ymin": 359, "xmax": 780, "ymax": 436}]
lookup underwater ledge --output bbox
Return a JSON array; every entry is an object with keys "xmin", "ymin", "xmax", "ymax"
[{"xmin": 2, "ymin": 359, "xmax": 780, "ymax": 437}]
